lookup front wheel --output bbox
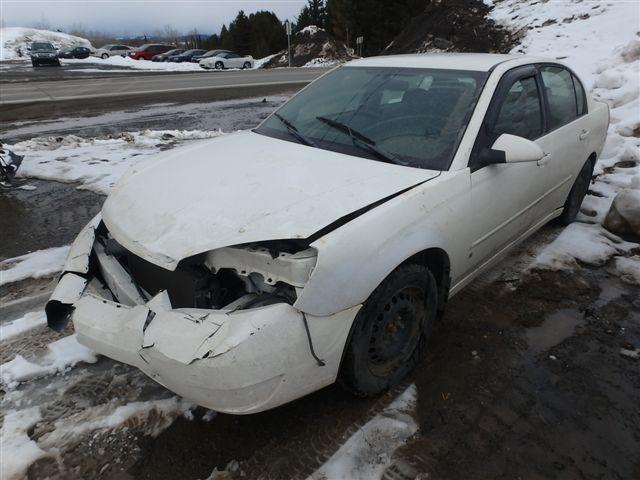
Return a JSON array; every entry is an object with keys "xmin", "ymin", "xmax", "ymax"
[
  {"xmin": 32, "ymin": 60, "xmax": 38, "ymax": 67},
  {"xmin": 101, "ymin": 53, "xmax": 109, "ymax": 59},
  {"xmin": 214, "ymin": 61, "xmax": 224, "ymax": 70},
  {"xmin": 340, "ymin": 264, "xmax": 438, "ymax": 397},
  {"xmin": 557, "ymin": 159, "xmax": 594, "ymax": 225}
]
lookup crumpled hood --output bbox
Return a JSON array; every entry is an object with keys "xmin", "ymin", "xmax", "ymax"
[{"xmin": 102, "ymin": 130, "xmax": 439, "ymax": 270}]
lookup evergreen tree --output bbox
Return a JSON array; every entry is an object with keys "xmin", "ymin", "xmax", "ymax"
[{"xmin": 296, "ymin": 0, "xmax": 327, "ymax": 31}]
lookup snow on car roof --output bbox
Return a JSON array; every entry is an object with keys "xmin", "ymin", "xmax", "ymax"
[{"xmin": 346, "ymin": 53, "xmax": 540, "ymax": 71}]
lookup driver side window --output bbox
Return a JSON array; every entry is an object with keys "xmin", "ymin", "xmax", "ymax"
[{"xmin": 493, "ymin": 76, "xmax": 542, "ymax": 140}]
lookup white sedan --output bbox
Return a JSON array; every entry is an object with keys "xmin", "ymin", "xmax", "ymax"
[
  {"xmin": 199, "ymin": 51, "xmax": 254, "ymax": 69},
  {"xmin": 47, "ymin": 53, "xmax": 608, "ymax": 414},
  {"xmin": 94, "ymin": 44, "xmax": 133, "ymax": 59}
]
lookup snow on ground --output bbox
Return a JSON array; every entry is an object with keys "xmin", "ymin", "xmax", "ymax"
[
  {"xmin": 489, "ymin": 1, "xmax": 640, "ymax": 276},
  {"xmin": 1, "ymin": 334, "xmax": 97, "ymax": 388},
  {"xmin": 8, "ymin": 129, "xmax": 225, "ymax": 194},
  {"xmin": 63, "ymin": 55, "xmax": 204, "ymax": 72},
  {"xmin": 0, "ymin": 27, "xmax": 91, "ymax": 61},
  {"xmin": 0, "ymin": 311, "xmax": 47, "ymax": 342},
  {"xmin": 310, "ymin": 385, "xmax": 418, "ymax": 480},
  {"xmin": 1, "ymin": 407, "xmax": 48, "ymax": 480},
  {"xmin": 0, "ymin": 245, "xmax": 69, "ymax": 285}
]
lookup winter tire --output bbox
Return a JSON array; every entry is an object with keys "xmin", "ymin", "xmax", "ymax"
[
  {"xmin": 215, "ymin": 61, "xmax": 224, "ymax": 70},
  {"xmin": 101, "ymin": 53, "xmax": 109, "ymax": 59},
  {"xmin": 340, "ymin": 263, "xmax": 438, "ymax": 397},
  {"xmin": 558, "ymin": 159, "xmax": 594, "ymax": 225},
  {"xmin": 243, "ymin": 61, "xmax": 251, "ymax": 69}
]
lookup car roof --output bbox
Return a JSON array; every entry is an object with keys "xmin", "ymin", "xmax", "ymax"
[{"xmin": 346, "ymin": 53, "xmax": 548, "ymax": 72}]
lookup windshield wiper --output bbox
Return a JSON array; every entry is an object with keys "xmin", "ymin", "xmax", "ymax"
[
  {"xmin": 273, "ymin": 113, "xmax": 316, "ymax": 147},
  {"xmin": 315, "ymin": 116, "xmax": 404, "ymax": 166}
]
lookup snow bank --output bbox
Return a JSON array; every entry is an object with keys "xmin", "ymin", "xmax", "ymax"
[
  {"xmin": 0, "ymin": 311, "xmax": 47, "ymax": 342},
  {"xmin": 0, "ymin": 245, "xmax": 69, "ymax": 286},
  {"xmin": 491, "ymin": 1, "xmax": 640, "ymax": 277},
  {"xmin": 63, "ymin": 55, "xmax": 205, "ymax": 72},
  {"xmin": 1, "ymin": 334, "xmax": 97, "ymax": 388},
  {"xmin": 1, "ymin": 27, "xmax": 91, "ymax": 61},
  {"xmin": 8, "ymin": 130, "xmax": 225, "ymax": 195},
  {"xmin": 310, "ymin": 385, "xmax": 418, "ymax": 480},
  {"xmin": 0, "ymin": 407, "xmax": 48, "ymax": 480}
]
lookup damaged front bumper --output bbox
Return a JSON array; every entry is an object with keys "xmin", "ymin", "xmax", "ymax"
[{"xmin": 46, "ymin": 215, "xmax": 360, "ymax": 414}]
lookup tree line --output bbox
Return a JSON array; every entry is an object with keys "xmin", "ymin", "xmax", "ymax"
[{"xmin": 58, "ymin": 0, "xmax": 426, "ymax": 58}]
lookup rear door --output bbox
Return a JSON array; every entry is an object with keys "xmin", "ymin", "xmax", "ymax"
[
  {"xmin": 536, "ymin": 64, "xmax": 593, "ymax": 212},
  {"xmin": 225, "ymin": 52, "xmax": 241, "ymax": 68},
  {"xmin": 467, "ymin": 65, "xmax": 551, "ymax": 271}
]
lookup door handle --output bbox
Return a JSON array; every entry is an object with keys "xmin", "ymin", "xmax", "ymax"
[
  {"xmin": 537, "ymin": 153, "xmax": 551, "ymax": 166},
  {"xmin": 579, "ymin": 129, "xmax": 590, "ymax": 141}
]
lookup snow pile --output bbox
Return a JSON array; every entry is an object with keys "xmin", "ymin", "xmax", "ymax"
[
  {"xmin": 0, "ymin": 407, "xmax": 48, "ymax": 480},
  {"xmin": 8, "ymin": 130, "xmax": 225, "ymax": 195},
  {"xmin": 311, "ymin": 385, "xmax": 418, "ymax": 480},
  {"xmin": 63, "ymin": 55, "xmax": 205, "ymax": 72},
  {"xmin": 262, "ymin": 26, "xmax": 355, "ymax": 68},
  {"xmin": 1, "ymin": 334, "xmax": 98, "ymax": 388},
  {"xmin": 0, "ymin": 311, "xmax": 47, "ymax": 342},
  {"xmin": 0, "ymin": 245, "xmax": 69, "ymax": 286},
  {"xmin": 0, "ymin": 27, "xmax": 91, "ymax": 61},
  {"xmin": 490, "ymin": 1, "xmax": 640, "ymax": 276}
]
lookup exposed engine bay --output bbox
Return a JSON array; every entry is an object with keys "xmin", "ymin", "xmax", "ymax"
[{"xmin": 94, "ymin": 223, "xmax": 317, "ymax": 311}]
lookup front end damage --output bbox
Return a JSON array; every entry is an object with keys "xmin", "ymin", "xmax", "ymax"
[{"xmin": 47, "ymin": 215, "xmax": 360, "ymax": 414}]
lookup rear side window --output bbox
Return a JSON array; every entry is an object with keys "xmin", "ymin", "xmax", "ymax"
[
  {"xmin": 493, "ymin": 76, "xmax": 543, "ymax": 140},
  {"xmin": 540, "ymin": 66, "xmax": 578, "ymax": 130},
  {"xmin": 572, "ymin": 74, "xmax": 587, "ymax": 115}
]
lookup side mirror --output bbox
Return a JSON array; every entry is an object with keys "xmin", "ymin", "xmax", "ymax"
[{"xmin": 479, "ymin": 133, "xmax": 545, "ymax": 166}]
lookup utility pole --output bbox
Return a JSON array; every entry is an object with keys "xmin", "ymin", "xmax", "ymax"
[
  {"xmin": 285, "ymin": 20, "xmax": 292, "ymax": 67},
  {"xmin": 356, "ymin": 36, "xmax": 363, "ymax": 57}
]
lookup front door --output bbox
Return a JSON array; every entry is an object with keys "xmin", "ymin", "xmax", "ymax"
[{"xmin": 467, "ymin": 66, "xmax": 551, "ymax": 272}]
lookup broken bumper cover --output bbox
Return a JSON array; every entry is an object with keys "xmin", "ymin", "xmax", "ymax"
[{"xmin": 46, "ymin": 215, "xmax": 360, "ymax": 414}]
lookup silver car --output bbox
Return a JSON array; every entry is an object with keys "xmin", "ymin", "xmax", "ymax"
[{"xmin": 94, "ymin": 44, "xmax": 132, "ymax": 59}]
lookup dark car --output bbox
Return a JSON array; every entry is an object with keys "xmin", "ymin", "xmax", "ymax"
[
  {"xmin": 58, "ymin": 46, "xmax": 92, "ymax": 59},
  {"xmin": 190, "ymin": 49, "xmax": 230, "ymax": 63},
  {"xmin": 168, "ymin": 49, "xmax": 208, "ymax": 62},
  {"xmin": 129, "ymin": 44, "xmax": 176, "ymax": 60},
  {"xmin": 29, "ymin": 41, "xmax": 60, "ymax": 67},
  {"xmin": 152, "ymin": 48, "xmax": 185, "ymax": 62}
]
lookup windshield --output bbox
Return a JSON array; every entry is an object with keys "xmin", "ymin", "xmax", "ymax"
[
  {"xmin": 31, "ymin": 42, "xmax": 55, "ymax": 51},
  {"xmin": 255, "ymin": 66, "xmax": 487, "ymax": 170}
]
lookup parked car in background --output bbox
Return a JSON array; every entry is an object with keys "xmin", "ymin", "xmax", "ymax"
[
  {"xmin": 129, "ymin": 44, "xmax": 176, "ymax": 60},
  {"xmin": 168, "ymin": 49, "xmax": 208, "ymax": 62},
  {"xmin": 152, "ymin": 48, "xmax": 185, "ymax": 62},
  {"xmin": 190, "ymin": 49, "xmax": 229, "ymax": 63},
  {"xmin": 200, "ymin": 51, "xmax": 254, "ymax": 69},
  {"xmin": 46, "ymin": 53, "xmax": 609, "ymax": 414},
  {"xmin": 58, "ymin": 46, "xmax": 92, "ymax": 59},
  {"xmin": 94, "ymin": 44, "xmax": 132, "ymax": 59},
  {"xmin": 29, "ymin": 41, "xmax": 60, "ymax": 67}
]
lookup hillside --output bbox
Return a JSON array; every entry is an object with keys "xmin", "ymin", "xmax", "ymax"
[{"xmin": 0, "ymin": 27, "xmax": 92, "ymax": 61}]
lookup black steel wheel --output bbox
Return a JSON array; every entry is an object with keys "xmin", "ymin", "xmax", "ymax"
[{"xmin": 340, "ymin": 263, "xmax": 438, "ymax": 397}]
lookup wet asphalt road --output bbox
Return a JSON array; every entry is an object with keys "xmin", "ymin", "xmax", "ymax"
[{"xmin": 0, "ymin": 65, "xmax": 327, "ymax": 105}]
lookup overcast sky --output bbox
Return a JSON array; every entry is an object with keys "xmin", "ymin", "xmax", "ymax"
[{"xmin": 2, "ymin": 1, "xmax": 305, "ymax": 37}]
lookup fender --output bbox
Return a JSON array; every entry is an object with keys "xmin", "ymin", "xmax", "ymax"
[{"xmin": 295, "ymin": 169, "xmax": 472, "ymax": 316}]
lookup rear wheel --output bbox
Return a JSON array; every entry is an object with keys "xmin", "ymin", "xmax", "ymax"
[
  {"xmin": 215, "ymin": 61, "xmax": 224, "ymax": 70},
  {"xmin": 558, "ymin": 159, "xmax": 594, "ymax": 225},
  {"xmin": 340, "ymin": 264, "xmax": 437, "ymax": 396},
  {"xmin": 242, "ymin": 61, "xmax": 251, "ymax": 69},
  {"xmin": 32, "ymin": 60, "xmax": 38, "ymax": 67}
]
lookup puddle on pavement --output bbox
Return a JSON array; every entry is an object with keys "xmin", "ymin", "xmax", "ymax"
[{"xmin": 525, "ymin": 308, "xmax": 585, "ymax": 354}]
